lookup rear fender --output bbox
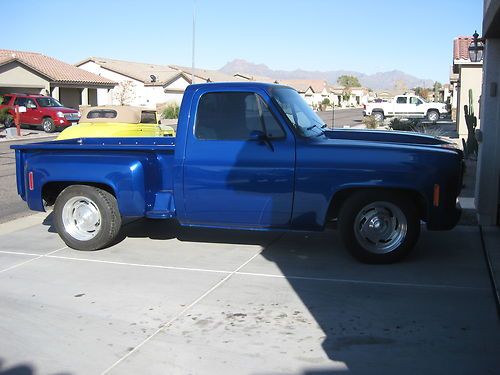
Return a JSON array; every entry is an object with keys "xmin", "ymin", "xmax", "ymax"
[{"xmin": 25, "ymin": 153, "xmax": 153, "ymax": 216}]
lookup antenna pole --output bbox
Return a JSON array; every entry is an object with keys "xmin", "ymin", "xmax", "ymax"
[{"xmin": 191, "ymin": 0, "xmax": 196, "ymax": 84}]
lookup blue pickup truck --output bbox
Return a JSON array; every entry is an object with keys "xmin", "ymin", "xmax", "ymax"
[{"xmin": 12, "ymin": 82, "xmax": 463, "ymax": 263}]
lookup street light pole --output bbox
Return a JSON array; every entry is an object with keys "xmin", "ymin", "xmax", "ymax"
[{"xmin": 191, "ymin": 0, "xmax": 196, "ymax": 84}]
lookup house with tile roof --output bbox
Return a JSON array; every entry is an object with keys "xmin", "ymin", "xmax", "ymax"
[
  {"xmin": 450, "ymin": 36, "xmax": 483, "ymax": 138},
  {"xmin": 76, "ymin": 57, "xmax": 193, "ymax": 107},
  {"xmin": 169, "ymin": 65, "xmax": 246, "ymax": 84},
  {"xmin": 0, "ymin": 50, "xmax": 116, "ymax": 109}
]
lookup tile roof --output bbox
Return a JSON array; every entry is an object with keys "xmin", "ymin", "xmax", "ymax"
[
  {"xmin": 279, "ymin": 79, "xmax": 328, "ymax": 93},
  {"xmin": 233, "ymin": 72, "xmax": 280, "ymax": 83},
  {"xmin": 453, "ymin": 36, "xmax": 473, "ymax": 61},
  {"xmin": 169, "ymin": 65, "xmax": 246, "ymax": 83},
  {"xmin": 0, "ymin": 49, "xmax": 116, "ymax": 86},
  {"xmin": 78, "ymin": 57, "xmax": 188, "ymax": 85}
]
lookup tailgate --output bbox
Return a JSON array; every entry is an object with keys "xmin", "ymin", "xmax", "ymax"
[{"xmin": 14, "ymin": 149, "xmax": 27, "ymax": 200}]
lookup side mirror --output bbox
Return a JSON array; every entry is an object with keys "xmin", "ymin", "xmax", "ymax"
[{"xmin": 249, "ymin": 130, "xmax": 266, "ymax": 141}]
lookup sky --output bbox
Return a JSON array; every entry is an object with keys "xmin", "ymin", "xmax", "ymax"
[{"xmin": 4, "ymin": 0, "xmax": 483, "ymax": 83}]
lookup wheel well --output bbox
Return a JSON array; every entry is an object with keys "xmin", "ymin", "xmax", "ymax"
[
  {"xmin": 42, "ymin": 182, "xmax": 115, "ymax": 206},
  {"xmin": 371, "ymin": 108, "xmax": 384, "ymax": 114},
  {"xmin": 326, "ymin": 187, "xmax": 427, "ymax": 222},
  {"xmin": 426, "ymin": 109, "xmax": 439, "ymax": 114}
]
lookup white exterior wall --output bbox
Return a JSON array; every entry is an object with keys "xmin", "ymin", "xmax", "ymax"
[
  {"xmin": 78, "ymin": 61, "xmax": 189, "ymax": 107},
  {"xmin": 456, "ymin": 65, "xmax": 483, "ymax": 138},
  {"xmin": 475, "ymin": 38, "xmax": 500, "ymax": 225}
]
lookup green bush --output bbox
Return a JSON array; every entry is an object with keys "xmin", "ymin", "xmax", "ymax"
[
  {"xmin": 0, "ymin": 107, "xmax": 10, "ymax": 123},
  {"xmin": 321, "ymin": 98, "xmax": 331, "ymax": 106},
  {"xmin": 389, "ymin": 118, "xmax": 418, "ymax": 131},
  {"xmin": 162, "ymin": 102, "xmax": 180, "ymax": 119}
]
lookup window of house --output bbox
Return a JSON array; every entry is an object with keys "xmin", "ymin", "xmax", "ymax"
[
  {"xmin": 396, "ymin": 97, "xmax": 407, "ymax": 104},
  {"xmin": 195, "ymin": 92, "xmax": 285, "ymax": 140},
  {"xmin": 87, "ymin": 110, "xmax": 118, "ymax": 119}
]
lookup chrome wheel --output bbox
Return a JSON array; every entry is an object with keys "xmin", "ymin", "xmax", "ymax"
[
  {"xmin": 427, "ymin": 111, "xmax": 439, "ymax": 122},
  {"xmin": 61, "ymin": 196, "xmax": 102, "ymax": 241},
  {"xmin": 353, "ymin": 201, "xmax": 407, "ymax": 254},
  {"xmin": 43, "ymin": 119, "xmax": 52, "ymax": 132},
  {"xmin": 373, "ymin": 112, "xmax": 384, "ymax": 122}
]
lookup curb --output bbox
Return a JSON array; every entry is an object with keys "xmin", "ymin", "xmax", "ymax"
[{"xmin": 0, "ymin": 134, "xmax": 57, "ymax": 144}]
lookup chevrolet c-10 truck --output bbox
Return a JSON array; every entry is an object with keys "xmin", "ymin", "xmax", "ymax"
[{"xmin": 12, "ymin": 82, "xmax": 463, "ymax": 263}]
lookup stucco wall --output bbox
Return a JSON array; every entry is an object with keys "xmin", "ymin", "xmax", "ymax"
[
  {"xmin": 0, "ymin": 61, "xmax": 48, "ymax": 89},
  {"xmin": 59, "ymin": 88, "xmax": 81, "ymax": 109},
  {"xmin": 457, "ymin": 65, "xmax": 483, "ymax": 138},
  {"xmin": 78, "ymin": 61, "xmax": 189, "ymax": 106}
]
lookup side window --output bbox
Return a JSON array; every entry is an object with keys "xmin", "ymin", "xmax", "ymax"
[
  {"xmin": 0, "ymin": 95, "xmax": 11, "ymax": 105},
  {"xmin": 14, "ymin": 97, "xmax": 27, "ymax": 106},
  {"xmin": 140, "ymin": 111, "xmax": 157, "ymax": 124},
  {"xmin": 26, "ymin": 99, "xmax": 37, "ymax": 108},
  {"xmin": 396, "ymin": 97, "xmax": 407, "ymax": 104},
  {"xmin": 409, "ymin": 97, "xmax": 421, "ymax": 105},
  {"xmin": 195, "ymin": 92, "xmax": 285, "ymax": 140}
]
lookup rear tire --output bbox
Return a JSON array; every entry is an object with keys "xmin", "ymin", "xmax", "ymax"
[
  {"xmin": 54, "ymin": 185, "xmax": 121, "ymax": 251},
  {"xmin": 427, "ymin": 110, "xmax": 439, "ymax": 122},
  {"xmin": 42, "ymin": 117, "xmax": 56, "ymax": 133},
  {"xmin": 373, "ymin": 112, "xmax": 384, "ymax": 122},
  {"xmin": 338, "ymin": 190, "xmax": 420, "ymax": 263}
]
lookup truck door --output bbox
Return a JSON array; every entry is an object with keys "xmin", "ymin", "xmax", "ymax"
[
  {"xmin": 13, "ymin": 97, "xmax": 29, "ymax": 124},
  {"xmin": 394, "ymin": 96, "xmax": 410, "ymax": 116},
  {"xmin": 409, "ymin": 96, "xmax": 426, "ymax": 117},
  {"xmin": 182, "ymin": 89, "xmax": 295, "ymax": 227},
  {"xmin": 25, "ymin": 99, "xmax": 42, "ymax": 124}
]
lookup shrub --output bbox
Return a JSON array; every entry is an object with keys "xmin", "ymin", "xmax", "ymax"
[
  {"xmin": 161, "ymin": 102, "xmax": 180, "ymax": 119},
  {"xmin": 321, "ymin": 98, "xmax": 331, "ymax": 106},
  {"xmin": 0, "ymin": 107, "xmax": 10, "ymax": 123},
  {"xmin": 362, "ymin": 116, "xmax": 378, "ymax": 129}
]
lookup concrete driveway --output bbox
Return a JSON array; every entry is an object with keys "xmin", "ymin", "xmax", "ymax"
[{"xmin": 0, "ymin": 213, "xmax": 498, "ymax": 375}]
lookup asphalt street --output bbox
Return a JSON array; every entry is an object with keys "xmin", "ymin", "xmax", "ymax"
[
  {"xmin": 0, "ymin": 136, "xmax": 56, "ymax": 223},
  {"xmin": 317, "ymin": 108, "xmax": 364, "ymax": 128}
]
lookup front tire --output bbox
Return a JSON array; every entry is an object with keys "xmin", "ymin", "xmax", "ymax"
[
  {"xmin": 4, "ymin": 115, "xmax": 13, "ymax": 128},
  {"xmin": 54, "ymin": 185, "xmax": 122, "ymax": 251},
  {"xmin": 338, "ymin": 190, "xmax": 420, "ymax": 263},
  {"xmin": 42, "ymin": 117, "xmax": 56, "ymax": 133}
]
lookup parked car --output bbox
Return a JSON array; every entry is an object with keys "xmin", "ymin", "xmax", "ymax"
[
  {"xmin": 12, "ymin": 82, "xmax": 463, "ymax": 263},
  {"xmin": 364, "ymin": 94, "xmax": 448, "ymax": 122},
  {"xmin": 0, "ymin": 93, "xmax": 80, "ymax": 133},
  {"xmin": 57, "ymin": 106, "xmax": 175, "ymax": 140}
]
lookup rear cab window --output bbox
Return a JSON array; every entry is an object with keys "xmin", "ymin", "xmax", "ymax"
[
  {"xmin": 140, "ymin": 111, "xmax": 157, "ymax": 124},
  {"xmin": 87, "ymin": 110, "xmax": 117, "ymax": 119}
]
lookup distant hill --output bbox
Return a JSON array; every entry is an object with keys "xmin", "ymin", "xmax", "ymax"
[{"xmin": 219, "ymin": 59, "xmax": 435, "ymax": 90}]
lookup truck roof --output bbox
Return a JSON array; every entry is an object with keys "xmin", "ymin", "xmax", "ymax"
[{"xmin": 187, "ymin": 81, "xmax": 292, "ymax": 91}]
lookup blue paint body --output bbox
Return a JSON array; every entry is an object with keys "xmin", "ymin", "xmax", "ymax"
[{"xmin": 11, "ymin": 82, "xmax": 463, "ymax": 232}]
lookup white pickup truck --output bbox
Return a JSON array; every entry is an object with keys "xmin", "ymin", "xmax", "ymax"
[{"xmin": 364, "ymin": 95, "xmax": 448, "ymax": 122}]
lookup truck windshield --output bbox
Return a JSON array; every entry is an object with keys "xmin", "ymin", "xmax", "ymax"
[
  {"xmin": 270, "ymin": 87, "xmax": 326, "ymax": 137},
  {"xmin": 37, "ymin": 97, "xmax": 63, "ymax": 107}
]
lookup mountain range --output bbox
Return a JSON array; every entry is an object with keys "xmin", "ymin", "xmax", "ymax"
[{"xmin": 219, "ymin": 59, "xmax": 435, "ymax": 91}]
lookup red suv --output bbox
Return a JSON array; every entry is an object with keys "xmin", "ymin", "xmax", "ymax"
[{"xmin": 0, "ymin": 93, "xmax": 80, "ymax": 133}]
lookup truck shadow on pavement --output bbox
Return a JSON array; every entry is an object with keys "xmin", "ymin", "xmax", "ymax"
[{"xmin": 40, "ymin": 214, "xmax": 489, "ymax": 374}]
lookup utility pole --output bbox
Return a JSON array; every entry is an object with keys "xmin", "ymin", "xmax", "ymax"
[{"xmin": 191, "ymin": 0, "xmax": 196, "ymax": 84}]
